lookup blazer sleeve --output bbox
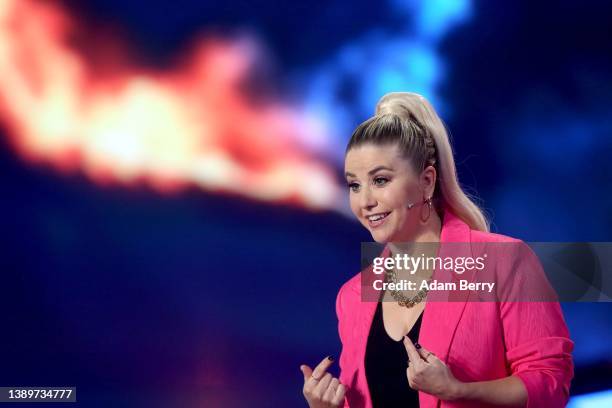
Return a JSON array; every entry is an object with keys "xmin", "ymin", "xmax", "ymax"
[
  {"xmin": 335, "ymin": 283, "xmax": 350, "ymax": 408},
  {"xmin": 499, "ymin": 241, "xmax": 574, "ymax": 408}
]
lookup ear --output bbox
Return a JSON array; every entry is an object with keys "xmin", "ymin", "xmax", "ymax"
[{"xmin": 419, "ymin": 165, "xmax": 437, "ymax": 198}]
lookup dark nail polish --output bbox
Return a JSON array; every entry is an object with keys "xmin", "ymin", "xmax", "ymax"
[
  {"xmin": 327, "ymin": 355, "xmax": 334, "ymax": 362},
  {"xmin": 415, "ymin": 343, "xmax": 422, "ymax": 349}
]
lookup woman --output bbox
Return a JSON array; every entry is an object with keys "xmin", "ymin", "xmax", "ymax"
[{"xmin": 300, "ymin": 92, "xmax": 574, "ymax": 407}]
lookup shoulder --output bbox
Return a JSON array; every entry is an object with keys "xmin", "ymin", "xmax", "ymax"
[
  {"xmin": 470, "ymin": 230, "xmax": 554, "ymax": 300},
  {"xmin": 469, "ymin": 229, "xmax": 532, "ymax": 265},
  {"xmin": 469, "ymin": 229, "xmax": 536, "ymax": 263},
  {"xmin": 469, "ymin": 229, "xmax": 538, "ymax": 276}
]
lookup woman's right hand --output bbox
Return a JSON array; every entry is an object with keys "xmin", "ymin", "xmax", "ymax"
[{"xmin": 300, "ymin": 356, "xmax": 346, "ymax": 407}]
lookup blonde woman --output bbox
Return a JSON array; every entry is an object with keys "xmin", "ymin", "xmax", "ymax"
[{"xmin": 300, "ymin": 93, "xmax": 573, "ymax": 407}]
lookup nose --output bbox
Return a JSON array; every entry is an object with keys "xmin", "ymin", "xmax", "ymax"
[{"xmin": 359, "ymin": 185, "xmax": 377, "ymax": 210}]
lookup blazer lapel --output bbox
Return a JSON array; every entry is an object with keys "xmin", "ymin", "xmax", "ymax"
[
  {"xmin": 420, "ymin": 211, "xmax": 474, "ymax": 362},
  {"xmin": 416, "ymin": 212, "xmax": 475, "ymax": 407}
]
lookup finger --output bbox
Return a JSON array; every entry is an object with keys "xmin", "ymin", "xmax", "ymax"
[
  {"xmin": 403, "ymin": 336, "xmax": 424, "ymax": 366},
  {"xmin": 314, "ymin": 373, "xmax": 333, "ymax": 397},
  {"xmin": 331, "ymin": 383, "xmax": 346, "ymax": 406},
  {"xmin": 406, "ymin": 360, "xmax": 417, "ymax": 381},
  {"xmin": 300, "ymin": 364, "xmax": 313, "ymax": 382},
  {"xmin": 406, "ymin": 358, "xmax": 416, "ymax": 373},
  {"xmin": 406, "ymin": 367, "xmax": 418, "ymax": 390},
  {"xmin": 422, "ymin": 350, "xmax": 442, "ymax": 366},
  {"xmin": 329, "ymin": 377, "xmax": 339, "ymax": 392},
  {"xmin": 322, "ymin": 377, "xmax": 339, "ymax": 401},
  {"xmin": 415, "ymin": 345, "xmax": 435, "ymax": 363},
  {"xmin": 311, "ymin": 355, "xmax": 335, "ymax": 381}
]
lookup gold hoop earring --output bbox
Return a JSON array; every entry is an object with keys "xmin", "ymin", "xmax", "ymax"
[{"xmin": 420, "ymin": 197, "xmax": 432, "ymax": 222}]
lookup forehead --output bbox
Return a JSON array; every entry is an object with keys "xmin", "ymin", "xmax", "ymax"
[{"xmin": 344, "ymin": 143, "xmax": 408, "ymax": 173}]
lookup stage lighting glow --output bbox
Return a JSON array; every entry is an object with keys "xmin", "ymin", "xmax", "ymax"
[
  {"xmin": 0, "ymin": 0, "xmax": 341, "ymax": 209},
  {"xmin": 0, "ymin": 0, "xmax": 473, "ymax": 211},
  {"xmin": 567, "ymin": 389, "xmax": 612, "ymax": 408},
  {"xmin": 301, "ymin": 0, "xmax": 472, "ymax": 164}
]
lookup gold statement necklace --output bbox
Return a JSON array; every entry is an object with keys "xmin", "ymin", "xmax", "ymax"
[{"xmin": 384, "ymin": 267, "xmax": 432, "ymax": 308}]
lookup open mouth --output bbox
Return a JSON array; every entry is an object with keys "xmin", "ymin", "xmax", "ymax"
[{"xmin": 366, "ymin": 211, "xmax": 391, "ymax": 228}]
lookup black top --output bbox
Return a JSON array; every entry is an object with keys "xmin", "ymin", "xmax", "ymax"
[{"xmin": 365, "ymin": 300, "xmax": 422, "ymax": 407}]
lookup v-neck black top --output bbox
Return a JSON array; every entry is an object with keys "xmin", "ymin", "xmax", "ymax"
[{"xmin": 364, "ymin": 301, "xmax": 422, "ymax": 407}]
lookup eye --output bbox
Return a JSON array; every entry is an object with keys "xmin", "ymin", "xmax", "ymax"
[
  {"xmin": 347, "ymin": 182, "xmax": 360, "ymax": 193},
  {"xmin": 373, "ymin": 176, "xmax": 389, "ymax": 186}
]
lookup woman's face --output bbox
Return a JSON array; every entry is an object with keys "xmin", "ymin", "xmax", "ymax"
[{"xmin": 344, "ymin": 143, "xmax": 424, "ymax": 243}]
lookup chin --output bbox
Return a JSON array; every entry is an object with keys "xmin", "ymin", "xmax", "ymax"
[{"xmin": 370, "ymin": 230, "xmax": 391, "ymax": 244}]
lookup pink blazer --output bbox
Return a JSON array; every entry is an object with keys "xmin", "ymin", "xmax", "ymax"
[{"xmin": 336, "ymin": 211, "xmax": 574, "ymax": 408}]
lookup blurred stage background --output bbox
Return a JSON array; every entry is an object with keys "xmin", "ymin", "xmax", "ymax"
[{"xmin": 1, "ymin": 0, "xmax": 611, "ymax": 406}]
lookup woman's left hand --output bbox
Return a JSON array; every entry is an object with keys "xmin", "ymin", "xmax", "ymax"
[{"xmin": 403, "ymin": 336, "xmax": 463, "ymax": 401}]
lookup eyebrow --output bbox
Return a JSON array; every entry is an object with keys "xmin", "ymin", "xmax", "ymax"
[{"xmin": 345, "ymin": 165, "xmax": 394, "ymax": 178}]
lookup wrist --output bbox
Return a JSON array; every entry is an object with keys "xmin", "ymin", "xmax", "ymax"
[{"xmin": 449, "ymin": 379, "xmax": 469, "ymax": 401}]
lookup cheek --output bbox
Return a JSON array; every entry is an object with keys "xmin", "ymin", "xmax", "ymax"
[
  {"xmin": 381, "ymin": 186, "xmax": 416, "ymax": 225},
  {"xmin": 348, "ymin": 194, "xmax": 361, "ymax": 219},
  {"xmin": 380, "ymin": 186, "xmax": 408, "ymax": 209}
]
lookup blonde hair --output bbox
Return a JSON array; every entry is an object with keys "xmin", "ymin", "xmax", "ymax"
[{"xmin": 346, "ymin": 92, "xmax": 489, "ymax": 232}]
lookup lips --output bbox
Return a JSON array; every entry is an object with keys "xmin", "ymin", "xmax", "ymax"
[{"xmin": 366, "ymin": 211, "xmax": 391, "ymax": 228}]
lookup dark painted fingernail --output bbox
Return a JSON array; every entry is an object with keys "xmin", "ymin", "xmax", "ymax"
[
  {"xmin": 327, "ymin": 355, "xmax": 334, "ymax": 362},
  {"xmin": 415, "ymin": 343, "xmax": 422, "ymax": 349}
]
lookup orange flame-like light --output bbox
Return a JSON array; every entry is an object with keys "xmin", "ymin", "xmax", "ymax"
[{"xmin": 0, "ymin": 0, "xmax": 342, "ymax": 210}]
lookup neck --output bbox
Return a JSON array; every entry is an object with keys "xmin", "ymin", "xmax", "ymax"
[
  {"xmin": 389, "ymin": 210, "xmax": 442, "ymax": 254},
  {"xmin": 388, "ymin": 210, "xmax": 443, "ymax": 281}
]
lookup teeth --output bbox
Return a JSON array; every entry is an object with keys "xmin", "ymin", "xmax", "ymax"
[{"xmin": 368, "ymin": 212, "xmax": 389, "ymax": 221}]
